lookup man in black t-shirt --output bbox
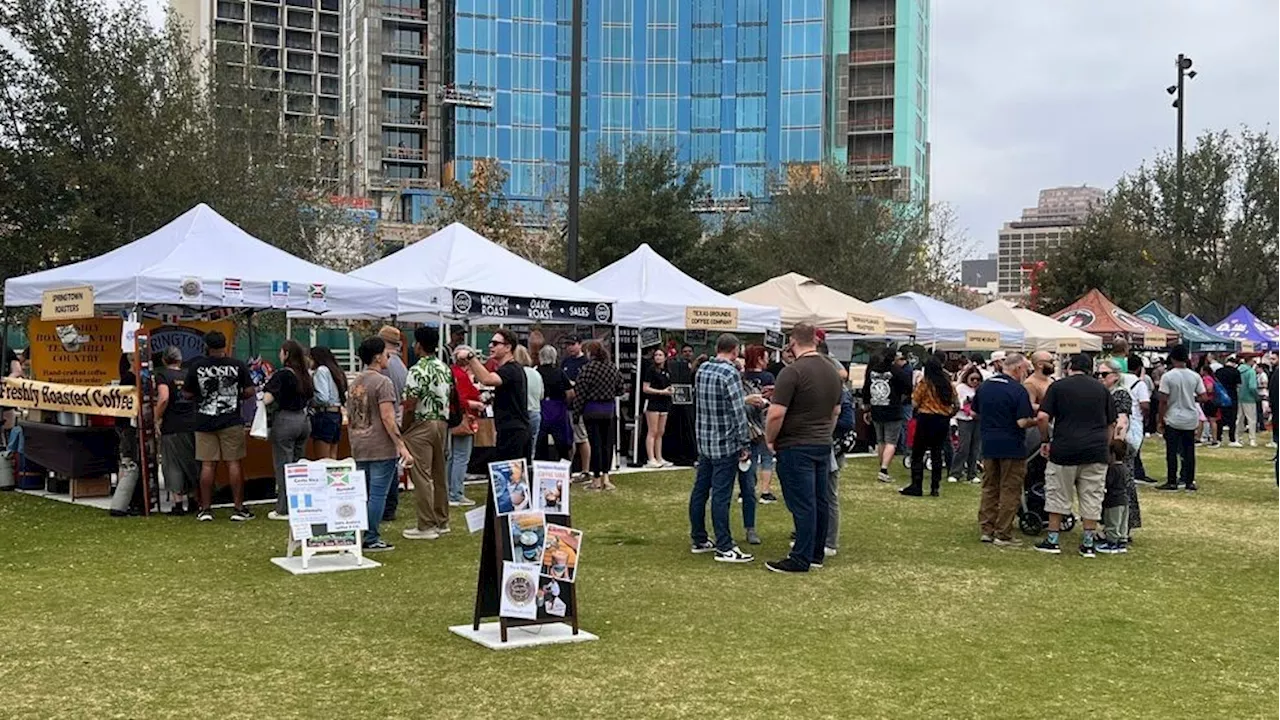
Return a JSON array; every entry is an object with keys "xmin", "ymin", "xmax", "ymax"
[
  {"xmin": 1214, "ymin": 357, "xmax": 1243, "ymax": 446},
  {"xmin": 560, "ymin": 336, "xmax": 591, "ymax": 477},
  {"xmin": 155, "ymin": 346, "xmax": 199, "ymax": 515},
  {"xmin": 184, "ymin": 331, "xmax": 256, "ymax": 521},
  {"xmin": 462, "ymin": 329, "xmax": 529, "ymax": 461},
  {"xmin": 1035, "ymin": 354, "xmax": 1116, "ymax": 557}
]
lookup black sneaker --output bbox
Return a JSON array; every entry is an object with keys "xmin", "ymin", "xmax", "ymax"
[
  {"xmin": 1183, "ymin": 482, "xmax": 1198, "ymax": 492},
  {"xmin": 1034, "ymin": 538, "xmax": 1061, "ymax": 554},
  {"xmin": 1078, "ymin": 544, "xmax": 1096, "ymax": 558},
  {"xmin": 363, "ymin": 540, "xmax": 395, "ymax": 552},
  {"xmin": 1156, "ymin": 482, "xmax": 1181, "ymax": 491},
  {"xmin": 690, "ymin": 540, "xmax": 716, "ymax": 554},
  {"xmin": 168, "ymin": 504, "xmax": 187, "ymax": 516},
  {"xmin": 196, "ymin": 510, "xmax": 214, "ymax": 522},
  {"xmin": 899, "ymin": 485, "xmax": 923, "ymax": 497},
  {"xmin": 1096, "ymin": 542, "xmax": 1123, "ymax": 555},
  {"xmin": 759, "ymin": 492, "xmax": 778, "ymax": 504},
  {"xmin": 714, "ymin": 546, "xmax": 754, "ymax": 563},
  {"xmin": 229, "ymin": 508, "xmax": 255, "ymax": 521},
  {"xmin": 1134, "ymin": 476, "xmax": 1157, "ymax": 485},
  {"xmin": 765, "ymin": 557, "xmax": 809, "ymax": 574}
]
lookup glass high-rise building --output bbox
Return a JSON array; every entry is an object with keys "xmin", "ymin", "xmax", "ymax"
[{"xmin": 354, "ymin": 0, "xmax": 930, "ymax": 224}]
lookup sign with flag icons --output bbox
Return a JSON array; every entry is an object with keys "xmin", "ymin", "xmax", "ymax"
[
  {"xmin": 270, "ymin": 281, "xmax": 290, "ymax": 309},
  {"xmin": 307, "ymin": 283, "xmax": 328, "ymax": 313},
  {"xmin": 222, "ymin": 277, "xmax": 243, "ymax": 302}
]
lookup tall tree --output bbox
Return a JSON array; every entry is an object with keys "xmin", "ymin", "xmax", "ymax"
[{"xmin": 425, "ymin": 158, "xmax": 560, "ymax": 267}]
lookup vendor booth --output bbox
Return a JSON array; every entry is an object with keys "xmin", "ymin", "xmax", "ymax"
[
  {"xmin": 731, "ymin": 272, "xmax": 916, "ymax": 338},
  {"xmin": 2, "ymin": 203, "xmax": 396, "ymax": 512},
  {"xmin": 578, "ymin": 243, "xmax": 782, "ymax": 466},
  {"xmin": 1211, "ymin": 306, "xmax": 1278, "ymax": 353},
  {"xmin": 1047, "ymin": 289, "xmax": 1177, "ymax": 349},
  {"xmin": 974, "ymin": 299, "xmax": 1102, "ymax": 353},
  {"xmin": 870, "ymin": 292, "xmax": 1023, "ymax": 351},
  {"xmin": 1135, "ymin": 301, "xmax": 1237, "ymax": 354}
]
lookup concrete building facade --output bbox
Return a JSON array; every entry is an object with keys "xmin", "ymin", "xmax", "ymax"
[{"xmin": 996, "ymin": 185, "xmax": 1105, "ymax": 298}]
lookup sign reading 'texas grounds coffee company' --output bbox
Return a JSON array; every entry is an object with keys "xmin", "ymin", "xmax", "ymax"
[
  {"xmin": 0, "ymin": 377, "xmax": 138, "ymax": 419},
  {"xmin": 684, "ymin": 306, "xmax": 738, "ymax": 330}
]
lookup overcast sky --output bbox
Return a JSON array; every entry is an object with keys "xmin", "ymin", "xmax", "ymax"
[{"xmin": 932, "ymin": 0, "xmax": 1280, "ymax": 256}]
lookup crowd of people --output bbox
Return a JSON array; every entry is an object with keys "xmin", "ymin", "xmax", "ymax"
[
  {"xmin": 686, "ymin": 327, "xmax": 1277, "ymax": 571},
  {"xmin": 140, "ymin": 326, "xmax": 626, "ymax": 554}
]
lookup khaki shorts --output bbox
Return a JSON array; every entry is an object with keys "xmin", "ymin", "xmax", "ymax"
[
  {"xmin": 1044, "ymin": 461, "xmax": 1106, "ymax": 521},
  {"xmin": 195, "ymin": 426, "xmax": 247, "ymax": 462},
  {"xmin": 572, "ymin": 415, "xmax": 588, "ymax": 444}
]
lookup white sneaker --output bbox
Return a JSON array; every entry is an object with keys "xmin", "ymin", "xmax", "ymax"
[
  {"xmin": 824, "ymin": 546, "xmax": 837, "ymax": 557},
  {"xmin": 1268, "ymin": 442, "xmax": 1278, "ymax": 448},
  {"xmin": 946, "ymin": 476, "xmax": 958, "ymax": 484},
  {"xmin": 267, "ymin": 510, "xmax": 288, "ymax": 521},
  {"xmin": 402, "ymin": 528, "xmax": 441, "ymax": 540},
  {"xmin": 448, "ymin": 498, "xmax": 476, "ymax": 507},
  {"xmin": 1228, "ymin": 441, "xmax": 1243, "ymax": 448},
  {"xmin": 1249, "ymin": 440, "xmax": 1257, "ymax": 447},
  {"xmin": 645, "ymin": 460, "xmax": 663, "ymax": 469},
  {"xmin": 661, "ymin": 460, "xmax": 674, "ymax": 467}
]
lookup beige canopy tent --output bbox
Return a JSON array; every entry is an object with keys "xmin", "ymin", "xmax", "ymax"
[
  {"xmin": 732, "ymin": 272, "xmax": 916, "ymax": 338},
  {"xmin": 975, "ymin": 299, "xmax": 1103, "ymax": 353}
]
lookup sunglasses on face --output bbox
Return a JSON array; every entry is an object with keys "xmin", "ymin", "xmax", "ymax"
[
  {"xmin": 489, "ymin": 339, "xmax": 506, "ymax": 347},
  {"xmin": 1095, "ymin": 371, "xmax": 1114, "ymax": 378}
]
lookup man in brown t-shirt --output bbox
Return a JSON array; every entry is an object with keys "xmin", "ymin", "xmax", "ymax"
[
  {"xmin": 347, "ymin": 336, "xmax": 415, "ymax": 552},
  {"xmin": 764, "ymin": 323, "xmax": 843, "ymax": 574}
]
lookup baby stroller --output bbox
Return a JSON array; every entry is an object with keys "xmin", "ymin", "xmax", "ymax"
[{"xmin": 1017, "ymin": 428, "xmax": 1076, "ymax": 535}]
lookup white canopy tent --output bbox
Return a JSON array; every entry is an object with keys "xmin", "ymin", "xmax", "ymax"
[
  {"xmin": 314, "ymin": 222, "xmax": 614, "ymax": 324},
  {"xmin": 974, "ymin": 299, "xmax": 1103, "ymax": 353},
  {"xmin": 870, "ymin": 292, "xmax": 1023, "ymax": 350},
  {"xmin": 732, "ymin": 272, "xmax": 915, "ymax": 338},
  {"xmin": 579, "ymin": 244, "xmax": 781, "ymax": 332},
  {"xmin": 3, "ymin": 203, "xmax": 399, "ymax": 317}
]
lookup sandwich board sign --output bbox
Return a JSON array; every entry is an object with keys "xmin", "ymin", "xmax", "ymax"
[{"xmin": 272, "ymin": 460, "xmax": 375, "ymax": 574}]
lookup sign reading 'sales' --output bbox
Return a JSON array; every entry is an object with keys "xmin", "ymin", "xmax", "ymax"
[{"xmin": 1, "ymin": 377, "xmax": 138, "ymax": 418}]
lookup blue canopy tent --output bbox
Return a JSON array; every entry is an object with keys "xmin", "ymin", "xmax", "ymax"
[{"xmin": 1212, "ymin": 306, "xmax": 1279, "ymax": 352}]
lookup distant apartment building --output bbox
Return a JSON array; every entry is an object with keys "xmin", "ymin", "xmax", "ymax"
[
  {"xmin": 172, "ymin": 0, "xmax": 344, "ymax": 156},
  {"xmin": 962, "ymin": 253, "xmax": 997, "ymax": 296},
  {"xmin": 997, "ymin": 186, "xmax": 1105, "ymax": 298}
]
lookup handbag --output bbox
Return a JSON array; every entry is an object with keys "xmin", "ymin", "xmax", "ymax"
[{"xmin": 249, "ymin": 397, "xmax": 269, "ymax": 439}]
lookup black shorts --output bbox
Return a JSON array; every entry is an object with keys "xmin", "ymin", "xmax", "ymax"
[
  {"xmin": 645, "ymin": 397, "xmax": 671, "ymax": 414},
  {"xmin": 310, "ymin": 411, "xmax": 342, "ymax": 444}
]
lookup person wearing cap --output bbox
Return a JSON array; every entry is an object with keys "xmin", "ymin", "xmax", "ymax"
[
  {"xmin": 560, "ymin": 335, "xmax": 592, "ymax": 480},
  {"xmin": 1214, "ymin": 356, "xmax": 1243, "ymax": 447},
  {"xmin": 1034, "ymin": 353, "xmax": 1116, "ymax": 558},
  {"xmin": 989, "ymin": 350, "xmax": 1007, "ymax": 378},
  {"xmin": 377, "ymin": 325, "xmax": 409, "ymax": 520}
]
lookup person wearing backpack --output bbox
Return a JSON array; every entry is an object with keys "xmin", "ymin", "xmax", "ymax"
[
  {"xmin": 824, "ymin": 382, "xmax": 857, "ymax": 556},
  {"xmin": 1214, "ymin": 357, "xmax": 1243, "ymax": 447},
  {"xmin": 401, "ymin": 326, "xmax": 456, "ymax": 540}
]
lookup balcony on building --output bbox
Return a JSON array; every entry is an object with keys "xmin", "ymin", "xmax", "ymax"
[
  {"xmin": 385, "ymin": 145, "xmax": 426, "ymax": 162},
  {"xmin": 383, "ymin": 111, "xmax": 428, "ymax": 128},
  {"xmin": 216, "ymin": 1, "xmax": 247, "ymax": 22},
  {"xmin": 849, "ymin": 47, "xmax": 894, "ymax": 66},
  {"xmin": 851, "ymin": 12, "xmax": 894, "ymax": 30},
  {"xmin": 384, "ymin": 74, "xmax": 429, "ymax": 93},
  {"xmin": 384, "ymin": 42, "xmax": 427, "ymax": 58},
  {"xmin": 381, "ymin": 3, "xmax": 428, "ymax": 23},
  {"xmin": 848, "ymin": 115, "xmax": 894, "ymax": 134}
]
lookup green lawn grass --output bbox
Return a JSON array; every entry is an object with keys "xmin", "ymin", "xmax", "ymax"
[{"xmin": 1, "ymin": 439, "xmax": 1276, "ymax": 719}]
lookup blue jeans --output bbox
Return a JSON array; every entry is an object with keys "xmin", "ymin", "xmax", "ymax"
[
  {"xmin": 689, "ymin": 454, "xmax": 739, "ymax": 551},
  {"xmin": 736, "ymin": 457, "xmax": 758, "ymax": 530},
  {"xmin": 776, "ymin": 444, "xmax": 832, "ymax": 569},
  {"xmin": 358, "ymin": 458, "xmax": 397, "ymax": 546},
  {"xmin": 527, "ymin": 410, "xmax": 541, "ymax": 462},
  {"xmin": 449, "ymin": 433, "xmax": 473, "ymax": 502}
]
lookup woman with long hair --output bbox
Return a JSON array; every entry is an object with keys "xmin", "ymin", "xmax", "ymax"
[
  {"xmin": 642, "ymin": 348, "xmax": 674, "ymax": 468},
  {"xmin": 308, "ymin": 346, "xmax": 347, "ymax": 459},
  {"xmin": 949, "ymin": 364, "xmax": 983, "ymax": 484},
  {"xmin": 571, "ymin": 340, "xmax": 624, "ymax": 490},
  {"xmin": 741, "ymin": 345, "xmax": 777, "ymax": 505},
  {"xmin": 1199, "ymin": 362, "xmax": 1220, "ymax": 447},
  {"xmin": 902, "ymin": 354, "xmax": 955, "ymax": 497},
  {"xmin": 265, "ymin": 340, "xmax": 315, "ymax": 519},
  {"xmin": 536, "ymin": 345, "xmax": 573, "ymax": 461}
]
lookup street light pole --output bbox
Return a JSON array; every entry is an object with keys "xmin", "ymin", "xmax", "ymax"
[
  {"xmin": 1168, "ymin": 53, "xmax": 1194, "ymax": 315},
  {"xmin": 566, "ymin": 0, "xmax": 584, "ymax": 280}
]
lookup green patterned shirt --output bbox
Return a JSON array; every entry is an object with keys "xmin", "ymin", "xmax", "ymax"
[{"xmin": 403, "ymin": 356, "xmax": 453, "ymax": 422}]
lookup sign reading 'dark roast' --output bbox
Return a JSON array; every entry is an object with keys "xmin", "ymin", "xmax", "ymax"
[
  {"xmin": 684, "ymin": 306, "xmax": 738, "ymax": 330},
  {"xmin": 964, "ymin": 331, "xmax": 1000, "ymax": 350},
  {"xmin": 1, "ymin": 377, "xmax": 138, "ymax": 418},
  {"xmin": 846, "ymin": 313, "xmax": 886, "ymax": 335},
  {"xmin": 40, "ymin": 286, "xmax": 95, "ymax": 321},
  {"xmin": 1055, "ymin": 339, "xmax": 1080, "ymax": 354}
]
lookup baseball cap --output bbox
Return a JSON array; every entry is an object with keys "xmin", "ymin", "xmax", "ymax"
[
  {"xmin": 990, "ymin": 350, "xmax": 1007, "ymax": 362},
  {"xmin": 377, "ymin": 325, "xmax": 402, "ymax": 346},
  {"xmin": 814, "ymin": 328, "xmax": 827, "ymax": 342}
]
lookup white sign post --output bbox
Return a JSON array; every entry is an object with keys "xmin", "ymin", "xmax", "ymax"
[{"xmin": 272, "ymin": 459, "xmax": 379, "ymax": 575}]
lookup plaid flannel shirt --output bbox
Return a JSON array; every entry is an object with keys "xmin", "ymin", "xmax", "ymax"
[{"xmin": 695, "ymin": 357, "xmax": 750, "ymax": 460}]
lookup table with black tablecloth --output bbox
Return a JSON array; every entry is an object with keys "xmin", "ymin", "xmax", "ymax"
[{"xmin": 19, "ymin": 420, "xmax": 120, "ymax": 478}]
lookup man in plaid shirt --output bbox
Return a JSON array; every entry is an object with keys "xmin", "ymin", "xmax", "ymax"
[{"xmin": 688, "ymin": 333, "xmax": 757, "ymax": 563}]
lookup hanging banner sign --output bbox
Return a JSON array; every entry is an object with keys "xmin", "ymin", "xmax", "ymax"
[
  {"xmin": 684, "ymin": 306, "xmax": 738, "ymax": 331},
  {"xmin": 1, "ymin": 377, "xmax": 138, "ymax": 418},
  {"xmin": 764, "ymin": 329, "xmax": 785, "ymax": 350},
  {"xmin": 684, "ymin": 329, "xmax": 707, "ymax": 346},
  {"xmin": 40, "ymin": 286, "xmax": 95, "ymax": 321},
  {"xmin": 638, "ymin": 327, "xmax": 661, "ymax": 348},
  {"xmin": 846, "ymin": 313, "xmax": 887, "ymax": 336},
  {"xmin": 27, "ymin": 317, "xmax": 236, "ymax": 386},
  {"xmin": 451, "ymin": 289, "xmax": 613, "ymax": 324},
  {"xmin": 1055, "ymin": 339, "xmax": 1081, "ymax": 354},
  {"xmin": 964, "ymin": 331, "xmax": 1001, "ymax": 350},
  {"xmin": 1241, "ymin": 340, "xmax": 1256, "ymax": 354},
  {"xmin": 1143, "ymin": 332, "xmax": 1167, "ymax": 348}
]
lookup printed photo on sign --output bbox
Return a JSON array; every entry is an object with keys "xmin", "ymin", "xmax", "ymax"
[
  {"xmin": 500, "ymin": 561, "xmax": 540, "ymax": 620},
  {"xmin": 489, "ymin": 458, "xmax": 530, "ymax": 515},
  {"xmin": 538, "ymin": 578, "xmax": 566, "ymax": 618},
  {"xmin": 542, "ymin": 523, "xmax": 581, "ymax": 583},
  {"xmin": 508, "ymin": 511, "xmax": 547, "ymax": 566},
  {"xmin": 532, "ymin": 460, "xmax": 570, "ymax": 515}
]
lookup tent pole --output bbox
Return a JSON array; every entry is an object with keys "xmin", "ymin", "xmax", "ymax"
[
  {"xmin": 613, "ymin": 327, "xmax": 621, "ymax": 472},
  {"xmin": 285, "ymin": 315, "xmax": 292, "ymax": 343},
  {"xmin": 247, "ymin": 310, "xmax": 257, "ymax": 359},
  {"xmin": 632, "ymin": 327, "xmax": 643, "ymax": 466},
  {"xmin": 1, "ymin": 310, "xmax": 9, "ymax": 446}
]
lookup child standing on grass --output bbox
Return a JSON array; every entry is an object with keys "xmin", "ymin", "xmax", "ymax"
[{"xmin": 1099, "ymin": 439, "xmax": 1130, "ymax": 555}]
